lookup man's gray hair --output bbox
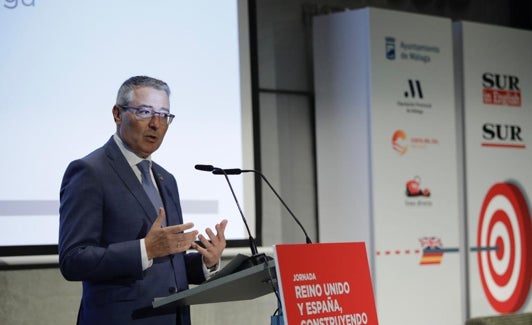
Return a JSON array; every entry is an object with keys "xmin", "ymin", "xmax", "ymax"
[{"xmin": 116, "ymin": 76, "xmax": 171, "ymax": 106}]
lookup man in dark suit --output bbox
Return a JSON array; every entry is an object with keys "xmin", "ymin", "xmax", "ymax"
[{"xmin": 59, "ymin": 75, "xmax": 227, "ymax": 324}]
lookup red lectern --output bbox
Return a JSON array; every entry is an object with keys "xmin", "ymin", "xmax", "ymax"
[{"xmin": 274, "ymin": 242, "xmax": 379, "ymax": 325}]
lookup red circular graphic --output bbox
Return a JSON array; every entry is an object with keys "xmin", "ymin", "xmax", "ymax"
[
  {"xmin": 486, "ymin": 210, "xmax": 515, "ymax": 287},
  {"xmin": 477, "ymin": 182, "xmax": 532, "ymax": 313}
]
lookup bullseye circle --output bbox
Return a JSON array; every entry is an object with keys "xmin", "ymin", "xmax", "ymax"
[
  {"xmin": 486, "ymin": 211, "xmax": 514, "ymax": 287},
  {"xmin": 477, "ymin": 183, "xmax": 532, "ymax": 313}
]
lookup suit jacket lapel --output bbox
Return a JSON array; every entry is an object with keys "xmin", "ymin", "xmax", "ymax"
[
  {"xmin": 152, "ymin": 163, "xmax": 181, "ymax": 226},
  {"xmin": 103, "ymin": 137, "xmax": 158, "ymax": 223}
]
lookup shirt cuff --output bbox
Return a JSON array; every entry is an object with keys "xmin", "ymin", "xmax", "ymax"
[
  {"xmin": 140, "ymin": 238, "xmax": 153, "ymax": 271},
  {"xmin": 202, "ymin": 259, "xmax": 221, "ymax": 279}
]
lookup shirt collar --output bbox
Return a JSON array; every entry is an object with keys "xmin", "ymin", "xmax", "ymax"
[{"xmin": 113, "ymin": 133, "xmax": 151, "ymax": 168}]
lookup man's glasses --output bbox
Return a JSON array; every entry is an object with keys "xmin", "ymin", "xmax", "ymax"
[{"xmin": 119, "ymin": 105, "xmax": 175, "ymax": 125}]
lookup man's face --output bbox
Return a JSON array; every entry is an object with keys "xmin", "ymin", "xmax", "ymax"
[{"xmin": 113, "ymin": 86, "xmax": 170, "ymax": 158}]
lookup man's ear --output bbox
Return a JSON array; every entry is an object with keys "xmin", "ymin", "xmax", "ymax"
[{"xmin": 112, "ymin": 105, "xmax": 121, "ymax": 125}]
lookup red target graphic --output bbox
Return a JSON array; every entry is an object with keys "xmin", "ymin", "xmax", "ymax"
[{"xmin": 477, "ymin": 182, "xmax": 532, "ymax": 313}]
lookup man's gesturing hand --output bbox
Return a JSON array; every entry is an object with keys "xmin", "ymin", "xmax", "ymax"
[
  {"xmin": 192, "ymin": 219, "xmax": 228, "ymax": 269},
  {"xmin": 145, "ymin": 208, "xmax": 198, "ymax": 260}
]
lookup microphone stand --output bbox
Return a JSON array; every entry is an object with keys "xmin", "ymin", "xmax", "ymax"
[
  {"xmin": 196, "ymin": 164, "xmax": 292, "ymax": 324},
  {"xmin": 213, "ymin": 168, "xmax": 270, "ymax": 267},
  {"xmin": 216, "ymin": 168, "xmax": 257, "ymax": 255},
  {"xmin": 243, "ymin": 169, "xmax": 312, "ymax": 244},
  {"xmin": 213, "ymin": 168, "xmax": 313, "ymax": 244}
]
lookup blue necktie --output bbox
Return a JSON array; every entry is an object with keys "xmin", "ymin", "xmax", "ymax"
[{"xmin": 137, "ymin": 160, "xmax": 164, "ymax": 216}]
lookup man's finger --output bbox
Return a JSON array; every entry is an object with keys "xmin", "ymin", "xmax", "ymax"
[
  {"xmin": 182, "ymin": 230, "xmax": 199, "ymax": 242},
  {"xmin": 205, "ymin": 227, "xmax": 215, "ymax": 240},
  {"xmin": 191, "ymin": 242, "xmax": 206, "ymax": 253},
  {"xmin": 166, "ymin": 222, "xmax": 195, "ymax": 234},
  {"xmin": 151, "ymin": 208, "xmax": 166, "ymax": 229},
  {"xmin": 216, "ymin": 219, "xmax": 228, "ymax": 239},
  {"xmin": 197, "ymin": 233, "xmax": 213, "ymax": 247}
]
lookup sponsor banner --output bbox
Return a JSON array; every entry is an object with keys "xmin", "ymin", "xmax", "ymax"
[
  {"xmin": 314, "ymin": 8, "xmax": 462, "ymax": 325},
  {"xmin": 455, "ymin": 21, "xmax": 532, "ymax": 316},
  {"xmin": 274, "ymin": 242, "xmax": 379, "ymax": 325},
  {"xmin": 369, "ymin": 8, "xmax": 462, "ymax": 325}
]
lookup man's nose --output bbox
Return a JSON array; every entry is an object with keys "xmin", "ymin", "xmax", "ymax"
[{"xmin": 149, "ymin": 115, "xmax": 162, "ymax": 129}]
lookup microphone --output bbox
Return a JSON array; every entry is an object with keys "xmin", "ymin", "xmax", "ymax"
[
  {"xmin": 212, "ymin": 167, "xmax": 313, "ymax": 244},
  {"xmin": 194, "ymin": 164, "xmax": 268, "ymax": 266},
  {"xmin": 194, "ymin": 164, "xmax": 215, "ymax": 172}
]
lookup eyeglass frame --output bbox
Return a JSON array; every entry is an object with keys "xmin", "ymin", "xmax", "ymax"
[{"xmin": 118, "ymin": 105, "xmax": 175, "ymax": 125}]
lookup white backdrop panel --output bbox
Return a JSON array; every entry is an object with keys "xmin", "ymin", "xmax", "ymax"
[
  {"xmin": 456, "ymin": 21, "xmax": 532, "ymax": 317},
  {"xmin": 314, "ymin": 8, "xmax": 463, "ymax": 325}
]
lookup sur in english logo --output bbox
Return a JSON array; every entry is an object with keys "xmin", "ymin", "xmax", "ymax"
[{"xmin": 482, "ymin": 73, "xmax": 521, "ymax": 107}]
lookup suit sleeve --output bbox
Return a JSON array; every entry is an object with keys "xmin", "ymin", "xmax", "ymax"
[
  {"xmin": 58, "ymin": 159, "xmax": 143, "ymax": 282},
  {"xmin": 185, "ymin": 252, "xmax": 206, "ymax": 284}
]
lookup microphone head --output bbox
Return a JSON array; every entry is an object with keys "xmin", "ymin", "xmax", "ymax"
[{"xmin": 195, "ymin": 164, "xmax": 215, "ymax": 172}]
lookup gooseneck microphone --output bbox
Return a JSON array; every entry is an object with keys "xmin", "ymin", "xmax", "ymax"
[
  {"xmin": 211, "ymin": 167, "xmax": 313, "ymax": 244},
  {"xmin": 194, "ymin": 164, "xmax": 262, "ymax": 260},
  {"xmin": 194, "ymin": 164, "xmax": 216, "ymax": 172}
]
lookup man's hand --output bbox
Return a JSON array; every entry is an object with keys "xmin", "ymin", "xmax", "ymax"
[
  {"xmin": 145, "ymin": 208, "xmax": 198, "ymax": 260},
  {"xmin": 192, "ymin": 219, "xmax": 228, "ymax": 268}
]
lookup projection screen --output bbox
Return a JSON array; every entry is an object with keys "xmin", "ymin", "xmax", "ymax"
[{"xmin": 0, "ymin": 0, "xmax": 255, "ymax": 265}]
